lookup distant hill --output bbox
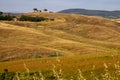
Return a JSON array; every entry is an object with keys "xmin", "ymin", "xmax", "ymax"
[
  {"xmin": 3, "ymin": 12, "xmax": 22, "ymax": 14},
  {"xmin": 58, "ymin": 8, "xmax": 120, "ymax": 18}
]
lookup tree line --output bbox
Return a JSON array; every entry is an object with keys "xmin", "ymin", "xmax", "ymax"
[
  {"xmin": 0, "ymin": 8, "xmax": 54, "ymax": 21},
  {"xmin": 19, "ymin": 15, "xmax": 49, "ymax": 22},
  {"xmin": 33, "ymin": 8, "xmax": 48, "ymax": 12},
  {"xmin": 0, "ymin": 11, "xmax": 15, "ymax": 21},
  {"xmin": 33, "ymin": 8, "xmax": 53, "ymax": 13}
]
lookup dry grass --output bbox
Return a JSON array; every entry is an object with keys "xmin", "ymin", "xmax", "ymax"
[
  {"xmin": 0, "ymin": 53, "xmax": 120, "ymax": 80},
  {"xmin": 114, "ymin": 18, "xmax": 120, "ymax": 23},
  {"xmin": 0, "ymin": 12, "xmax": 120, "ymax": 61},
  {"xmin": 0, "ymin": 53, "xmax": 119, "ymax": 72}
]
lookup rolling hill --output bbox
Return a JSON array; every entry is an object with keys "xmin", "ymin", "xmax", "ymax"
[
  {"xmin": 0, "ymin": 12, "xmax": 120, "ymax": 61},
  {"xmin": 58, "ymin": 8, "xmax": 120, "ymax": 18}
]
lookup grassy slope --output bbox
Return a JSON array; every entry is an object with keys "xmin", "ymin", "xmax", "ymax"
[
  {"xmin": 0, "ymin": 12, "xmax": 120, "ymax": 62},
  {"xmin": 0, "ymin": 53, "xmax": 120, "ymax": 79},
  {"xmin": 0, "ymin": 12, "xmax": 120, "ymax": 79},
  {"xmin": 0, "ymin": 53, "xmax": 119, "ymax": 72}
]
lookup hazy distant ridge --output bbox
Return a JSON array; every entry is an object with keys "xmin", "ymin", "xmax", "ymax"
[{"xmin": 58, "ymin": 8, "xmax": 120, "ymax": 18}]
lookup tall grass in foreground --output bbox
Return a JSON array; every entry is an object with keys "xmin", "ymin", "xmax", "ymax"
[
  {"xmin": 11, "ymin": 61, "xmax": 120, "ymax": 80},
  {"xmin": 0, "ymin": 55, "xmax": 120, "ymax": 80}
]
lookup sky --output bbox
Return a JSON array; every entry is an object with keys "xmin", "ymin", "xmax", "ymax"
[{"xmin": 0, "ymin": 0, "xmax": 120, "ymax": 12}]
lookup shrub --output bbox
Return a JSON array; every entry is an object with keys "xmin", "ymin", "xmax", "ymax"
[
  {"xmin": 50, "ymin": 18, "xmax": 55, "ymax": 21},
  {"xmin": 48, "ymin": 52, "xmax": 63, "ymax": 57},
  {"xmin": 19, "ymin": 15, "xmax": 48, "ymax": 22},
  {"xmin": 0, "ymin": 15, "xmax": 13, "ymax": 21},
  {"xmin": 0, "ymin": 11, "xmax": 3, "ymax": 15}
]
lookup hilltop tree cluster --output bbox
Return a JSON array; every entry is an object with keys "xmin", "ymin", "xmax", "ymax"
[{"xmin": 33, "ymin": 8, "xmax": 53, "ymax": 13}]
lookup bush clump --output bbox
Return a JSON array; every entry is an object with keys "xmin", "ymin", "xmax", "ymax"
[
  {"xmin": 48, "ymin": 52, "xmax": 63, "ymax": 57},
  {"xmin": 0, "ymin": 15, "xmax": 13, "ymax": 21},
  {"xmin": 19, "ymin": 15, "xmax": 48, "ymax": 22}
]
